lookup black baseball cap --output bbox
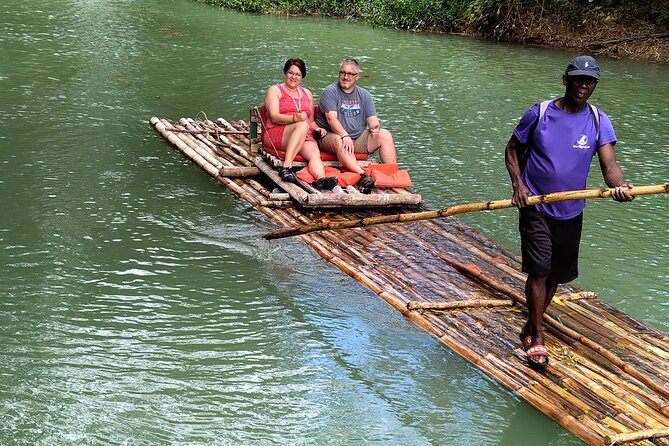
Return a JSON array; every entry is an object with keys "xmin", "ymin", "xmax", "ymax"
[{"xmin": 565, "ymin": 55, "xmax": 600, "ymax": 79}]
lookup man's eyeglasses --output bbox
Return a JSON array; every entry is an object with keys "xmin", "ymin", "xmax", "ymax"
[{"xmin": 339, "ymin": 71, "xmax": 358, "ymax": 78}]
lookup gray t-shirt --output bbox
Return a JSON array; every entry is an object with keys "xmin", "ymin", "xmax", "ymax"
[{"xmin": 316, "ymin": 82, "xmax": 377, "ymax": 139}]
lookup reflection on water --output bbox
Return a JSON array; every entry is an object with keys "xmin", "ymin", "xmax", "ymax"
[{"xmin": 1, "ymin": 0, "xmax": 667, "ymax": 444}]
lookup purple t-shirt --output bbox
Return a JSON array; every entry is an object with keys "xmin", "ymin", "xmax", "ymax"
[{"xmin": 513, "ymin": 99, "xmax": 617, "ymax": 219}]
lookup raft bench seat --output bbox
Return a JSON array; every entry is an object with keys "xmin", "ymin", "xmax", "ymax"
[
  {"xmin": 249, "ymin": 105, "xmax": 370, "ymax": 168},
  {"xmin": 249, "ymin": 105, "xmax": 422, "ymax": 208}
]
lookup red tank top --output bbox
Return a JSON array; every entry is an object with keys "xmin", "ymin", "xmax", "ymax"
[{"xmin": 264, "ymin": 83, "xmax": 311, "ymax": 130}]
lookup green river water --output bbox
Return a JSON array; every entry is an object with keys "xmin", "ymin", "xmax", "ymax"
[{"xmin": 1, "ymin": 1, "xmax": 668, "ymax": 445}]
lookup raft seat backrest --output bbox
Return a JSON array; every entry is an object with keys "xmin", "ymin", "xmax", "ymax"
[
  {"xmin": 249, "ymin": 104, "xmax": 369, "ymax": 166},
  {"xmin": 249, "ymin": 106, "xmax": 263, "ymax": 153}
]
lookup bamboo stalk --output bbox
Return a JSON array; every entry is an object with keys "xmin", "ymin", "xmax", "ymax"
[
  {"xmin": 269, "ymin": 192, "xmax": 291, "ymax": 201},
  {"xmin": 259, "ymin": 200, "xmax": 294, "ymax": 208},
  {"xmin": 303, "ymin": 190, "xmax": 422, "ymax": 208},
  {"xmin": 605, "ymin": 427, "xmax": 669, "ymax": 445},
  {"xmin": 434, "ymin": 324, "xmax": 605, "ymax": 445},
  {"xmin": 169, "ymin": 128, "xmax": 249, "ymax": 135},
  {"xmin": 215, "ymin": 117, "xmax": 252, "ymax": 145},
  {"xmin": 422, "ymin": 219, "xmax": 526, "ymax": 282},
  {"xmin": 263, "ymin": 184, "xmax": 669, "ymax": 239},
  {"xmin": 151, "ymin": 118, "xmax": 221, "ymax": 177},
  {"xmin": 219, "ymin": 166, "xmax": 261, "ymax": 177},
  {"xmin": 485, "ymin": 353, "xmax": 603, "ymax": 426},
  {"xmin": 394, "ymin": 225, "xmax": 517, "ymax": 300},
  {"xmin": 407, "ymin": 299, "xmax": 514, "ymax": 310},
  {"xmin": 179, "ymin": 118, "xmax": 254, "ymax": 167},
  {"xmin": 188, "ymin": 116, "xmax": 253, "ymax": 162},
  {"xmin": 574, "ymin": 359, "xmax": 669, "ymax": 418},
  {"xmin": 562, "ymin": 299, "xmax": 669, "ymax": 363},
  {"xmin": 171, "ymin": 124, "xmax": 227, "ymax": 169},
  {"xmin": 568, "ymin": 361, "xmax": 669, "ymax": 424},
  {"xmin": 551, "ymin": 360, "xmax": 662, "ymax": 428},
  {"xmin": 309, "ymin": 230, "xmax": 435, "ymax": 312},
  {"xmin": 412, "ymin": 229, "xmax": 662, "ymax": 386},
  {"xmin": 378, "ymin": 218, "xmax": 669, "ymax": 389},
  {"xmin": 253, "ymin": 156, "xmax": 309, "ymax": 204}
]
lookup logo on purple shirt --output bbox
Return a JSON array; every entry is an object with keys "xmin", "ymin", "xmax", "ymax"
[{"xmin": 574, "ymin": 134, "xmax": 590, "ymax": 149}]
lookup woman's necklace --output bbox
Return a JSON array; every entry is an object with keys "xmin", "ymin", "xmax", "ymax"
[{"xmin": 287, "ymin": 85, "xmax": 301, "ymax": 112}]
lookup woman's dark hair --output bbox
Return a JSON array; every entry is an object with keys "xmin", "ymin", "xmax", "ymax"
[{"xmin": 283, "ymin": 58, "xmax": 307, "ymax": 78}]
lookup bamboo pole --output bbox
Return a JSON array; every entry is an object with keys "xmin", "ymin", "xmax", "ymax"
[
  {"xmin": 422, "ymin": 218, "xmax": 526, "ymax": 282},
  {"xmin": 574, "ymin": 359, "xmax": 669, "ymax": 417},
  {"xmin": 219, "ymin": 166, "xmax": 261, "ymax": 177},
  {"xmin": 269, "ymin": 192, "xmax": 291, "ymax": 201},
  {"xmin": 259, "ymin": 199, "xmax": 294, "ymax": 208},
  {"xmin": 170, "ymin": 122, "xmax": 227, "ymax": 170},
  {"xmin": 605, "ymin": 427, "xmax": 669, "ymax": 445},
  {"xmin": 407, "ymin": 299, "xmax": 514, "ymax": 310},
  {"xmin": 263, "ymin": 184, "xmax": 669, "ymax": 239},
  {"xmin": 189, "ymin": 122, "xmax": 255, "ymax": 167},
  {"xmin": 151, "ymin": 118, "xmax": 221, "ymax": 178},
  {"xmin": 562, "ymin": 299, "xmax": 669, "ymax": 363},
  {"xmin": 428, "ymin": 318, "xmax": 606, "ymax": 445},
  {"xmin": 253, "ymin": 156, "xmax": 309, "ymax": 204},
  {"xmin": 215, "ymin": 117, "xmax": 252, "ymax": 145},
  {"xmin": 169, "ymin": 128, "xmax": 249, "ymax": 135},
  {"xmin": 179, "ymin": 118, "xmax": 251, "ymax": 166},
  {"xmin": 551, "ymin": 360, "xmax": 663, "ymax": 428},
  {"xmin": 184, "ymin": 116, "xmax": 253, "ymax": 162}
]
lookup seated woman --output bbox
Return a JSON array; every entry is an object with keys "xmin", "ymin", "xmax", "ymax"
[{"xmin": 262, "ymin": 58, "xmax": 338, "ymax": 190}]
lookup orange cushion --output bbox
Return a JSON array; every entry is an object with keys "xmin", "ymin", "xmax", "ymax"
[
  {"xmin": 363, "ymin": 163, "xmax": 413, "ymax": 188},
  {"xmin": 337, "ymin": 171, "xmax": 361, "ymax": 187},
  {"xmin": 296, "ymin": 166, "xmax": 361, "ymax": 187},
  {"xmin": 296, "ymin": 166, "xmax": 338, "ymax": 183},
  {"xmin": 296, "ymin": 164, "xmax": 412, "ymax": 188}
]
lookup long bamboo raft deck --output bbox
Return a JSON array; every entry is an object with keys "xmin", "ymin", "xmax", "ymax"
[{"xmin": 150, "ymin": 115, "xmax": 669, "ymax": 446}]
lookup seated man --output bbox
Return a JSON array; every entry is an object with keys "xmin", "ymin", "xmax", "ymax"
[{"xmin": 315, "ymin": 58, "xmax": 397, "ymax": 193}]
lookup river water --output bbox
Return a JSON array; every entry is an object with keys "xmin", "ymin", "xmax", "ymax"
[{"xmin": 1, "ymin": 1, "xmax": 668, "ymax": 445}]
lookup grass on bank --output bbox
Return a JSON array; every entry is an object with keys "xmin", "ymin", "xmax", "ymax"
[{"xmin": 198, "ymin": 0, "xmax": 668, "ymax": 37}]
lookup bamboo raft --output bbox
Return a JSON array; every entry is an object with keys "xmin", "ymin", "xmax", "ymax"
[{"xmin": 150, "ymin": 115, "xmax": 669, "ymax": 446}]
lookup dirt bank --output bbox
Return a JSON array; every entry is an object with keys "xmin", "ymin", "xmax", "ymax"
[{"xmin": 477, "ymin": 9, "xmax": 669, "ymax": 64}]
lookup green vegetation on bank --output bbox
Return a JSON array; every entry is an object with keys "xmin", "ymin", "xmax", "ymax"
[{"xmin": 199, "ymin": 0, "xmax": 667, "ymax": 38}]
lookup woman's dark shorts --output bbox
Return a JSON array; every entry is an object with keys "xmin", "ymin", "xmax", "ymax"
[{"xmin": 519, "ymin": 206, "xmax": 583, "ymax": 284}]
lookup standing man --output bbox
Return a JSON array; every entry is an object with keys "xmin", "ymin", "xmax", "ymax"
[
  {"xmin": 504, "ymin": 55, "xmax": 634, "ymax": 368},
  {"xmin": 315, "ymin": 58, "xmax": 397, "ymax": 194}
]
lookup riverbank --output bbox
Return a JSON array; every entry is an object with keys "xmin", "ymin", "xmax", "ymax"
[
  {"xmin": 198, "ymin": 0, "xmax": 668, "ymax": 64},
  {"xmin": 481, "ymin": 7, "xmax": 669, "ymax": 64}
]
